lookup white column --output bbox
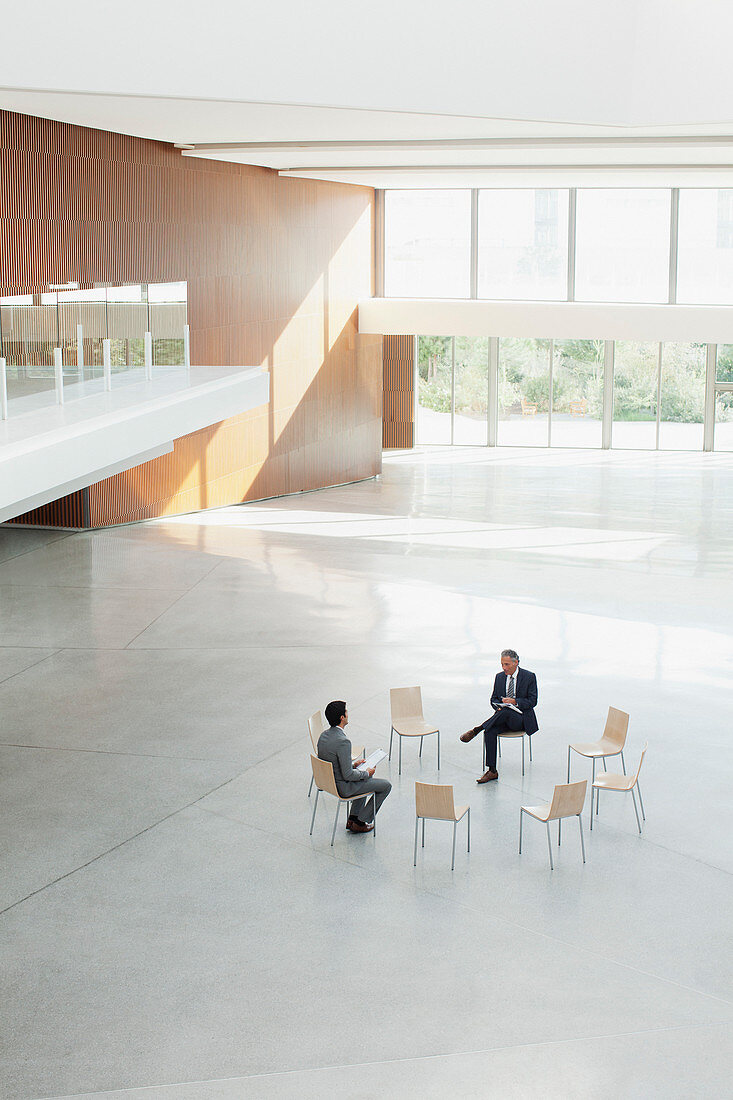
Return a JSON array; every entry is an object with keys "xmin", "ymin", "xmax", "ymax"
[
  {"xmin": 103, "ymin": 338, "xmax": 112, "ymax": 392},
  {"xmin": 0, "ymin": 357, "xmax": 8, "ymax": 420},
  {"xmin": 144, "ymin": 331, "xmax": 153, "ymax": 381},
  {"xmin": 54, "ymin": 347, "xmax": 64, "ymax": 406},
  {"xmin": 76, "ymin": 323, "xmax": 84, "ymax": 379},
  {"xmin": 183, "ymin": 324, "xmax": 190, "ymax": 370}
]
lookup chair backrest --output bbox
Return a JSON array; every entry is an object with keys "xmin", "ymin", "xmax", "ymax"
[
  {"xmin": 310, "ymin": 755, "xmax": 338, "ymax": 798},
  {"xmin": 308, "ymin": 710, "xmax": 325, "ymax": 753},
  {"xmin": 603, "ymin": 706, "xmax": 629, "ymax": 750},
  {"xmin": 547, "ymin": 780, "xmax": 587, "ymax": 820},
  {"xmin": 633, "ymin": 742, "xmax": 648, "ymax": 782},
  {"xmin": 390, "ymin": 686, "xmax": 423, "ymax": 722},
  {"xmin": 415, "ymin": 781, "xmax": 456, "ymax": 821}
]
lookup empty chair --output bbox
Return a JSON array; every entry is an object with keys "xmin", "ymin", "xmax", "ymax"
[
  {"xmin": 519, "ymin": 780, "xmax": 587, "ymax": 870},
  {"xmin": 309, "ymin": 755, "xmax": 376, "ymax": 845},
  {"xmin": 591, "ymin": 743, "xmax": 648, "ymax": 833},
  {"xmin": 567, "ymin": 706, "xmax": 629, "ymax": 821},
  {"xmin": 308, "ymin": 710, "xmax": 363, "ymax": 797},
  {"xmin": 389, "ymin": 687, "xmax": 440, "ymax": 776},
  {"xmin": 414, "ymin": 782, "xmax": 470, "ymax": 871}
]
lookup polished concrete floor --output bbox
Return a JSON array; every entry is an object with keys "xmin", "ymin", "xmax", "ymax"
[{"xmin": 1, "ymin": 446, "xmax": 732, "ymax": 1100}]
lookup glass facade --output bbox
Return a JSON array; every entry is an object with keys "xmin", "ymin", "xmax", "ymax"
[
  {"xmin": 414, "ymin": 335, "xmax": 730, "ymax": 452},
  {"xmin": 385, "ymin": 190, "xmax": 471, "ymax": 298},
  {"xmin": 478, "ymin": 190, "xmax": 568, "ymax": 300}
]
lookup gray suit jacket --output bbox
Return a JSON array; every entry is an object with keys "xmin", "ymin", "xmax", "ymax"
[{"xmin": 317, "ymin": 725, "xmax": 369, "ymax": 798}]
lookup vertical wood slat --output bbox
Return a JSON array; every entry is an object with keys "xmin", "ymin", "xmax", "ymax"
[
  {"xmin": 382, "ymin": 335, "xmax": 414, "ymax": 448},
  {"xmin": 1, "ymin": 108, "xmax": 381, "ymax": 528}
]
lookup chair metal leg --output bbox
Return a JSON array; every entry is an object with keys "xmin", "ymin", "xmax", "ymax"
[
  {"xmin": 308, "ymin": 774, "xmax": 314, "ymax": 798},
  {"xmin": 388, "ymin": 727, "xmax": 394, "ymax": 760},
  {"xmin": 519, "ymin": 808, "xmax": 524, "ymax": 853},
  {"xmin": 437, "ymin": 729, "xmax": 440, "ymax": 770},
  {"xmin": 546, "ymin": 822, "xmax": 554, "ymax": 870},
  {"xmin": 636, "ymin": 781, "xmax": 646, "ymax": 820},
  {"xmin": 414, "ymin": 816, "xmax": 419, "ymax": 866},
  {"xmin": 558, "ymin": 819, "xmax": 562, "ymax": 847},
  {"xmin": 578, "ymin": 814, "xmax": 586, "ymax": 863},
  {"xmin": 602, "ymin": 756, "xmax": 607, "ymax": 771},
  {"xmin": 467, "ymin": 807, "xmax": 471, "ymax": 853},
  {"xmin": 590, "ymin": 759, "xmax": 596, "ymax": 828},
  {"xmin": 309, "ymin": 789, "xmax": 320, "ymax": 835},
  {"xmin": 620, "ymin": 749, "xmax": 627, "ymax": 775},
  {"xmin": 331, "ymin": 800, "xmax": 341, "ymax": 846},
  {"xmin": 498, "ymin": 737, "xmax": 502, "ymax": 759},
  {"xmin": 451, "ymin": 821, "xmax": 457, "ymax": 870},
  {"xmin": 631, "ymin": 787, "xmax": 642, "ymax": 833},
  {"xmin": 529, "ymin": 735, "xmax": 533, "ymax": 762},
  {"xmin": 398, "ymin": 734, "xmax": 402, "ymax": 776},
  {"xmin": 521, "ymin": 736, "xmax": 525, "ymax": 776},
  {"xmin": 419, "ymin": 735, "xmax": 424, "ymax": 758},
  {"xmin": 422, "ymin": 817, "xmax": 425, "ymax": 847},
  {"xmin": 372, "ymin": 797, "xmax": 377, "ymax": 837},
  {"xmin": 567, "ymin": 744, "xmax": 572, "ymax": 782}
]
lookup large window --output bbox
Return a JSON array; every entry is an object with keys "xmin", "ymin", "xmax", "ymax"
[
  {"xmin": 478, "ymin": 190, "xmax": 568, "ymax": 300},
  {"xmin": 677, "ymin": 190, "xmax": 733, "ymax": 305},
  {"xmin": 385, "ymin": 191, "xmax": 471, "ymax": 298},
  {"xmin": 575, "ymin": 190, "xmax": 670, "ymax": 303},
  {"xmin": 383, "ymin": 186, "xmax": 733, "ymax": 306},
  {"xmin": 413, "ymin": 335, "xmax": 726, "ymax": 452},
  {"xmin": 497, "ymin": 338, "xmax": 550, "ymax": 446},
  {"xmin": 551, "ymin": 340, "xmax": 604, "ymax": 447}
]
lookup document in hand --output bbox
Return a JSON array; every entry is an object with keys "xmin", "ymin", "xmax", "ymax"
[
  {"xmin": 358, "ymin": 749, "xmax": 387, "ymax": 773},
  {"xmin": 501, "ymin": 703, "xmax": 522, "ymax": 714}
]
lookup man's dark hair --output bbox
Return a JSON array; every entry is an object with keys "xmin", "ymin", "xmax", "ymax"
[{"xmin": 325, "ymin": 700, "xmax": 347, "ymax": 727}]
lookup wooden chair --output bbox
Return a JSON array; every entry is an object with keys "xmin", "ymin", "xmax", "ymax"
[
  {"xmin": 591, "ymin": 743, "xmax": 647, "ymax": 832},
  {"xmin": 307, "ymin": 710, "xmax": 363, "ymax": 797},
  {"xmin": 491, "ymin": 727, "xmax": 534, "ymax": 775},
  {"xmin": 389, "ymin": 687, "xmax": 440, "ymax": 776},
  {"xmin": 414, "ymin": 782, "xmax": 470, "ymax": 871},
  {"xmin": 521, "ymin": 398, "xmax": 538, "ymax": 416},
  {"xmin": 309, "ymin": 755, "xmax": 376, "ymax": 845},
  {"xmin": 567, "ymin": 706, "xmax": 629, "ymax": 823},
  {"xmin": 569, "ymin": 398, "xmax": 588, "ymax": 416},
  {"xmin": 519, "ymin": 780, "xmax": 587, "ymax": 870}
]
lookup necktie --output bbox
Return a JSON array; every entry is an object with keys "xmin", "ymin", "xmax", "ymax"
[{"xmin": 507, "ymin": 674, "xmax": 515, "ymax": 698}]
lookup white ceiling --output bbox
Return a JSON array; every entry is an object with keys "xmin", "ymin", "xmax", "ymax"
[{"xmin": 3, "ymin": 0, "xmax": 733, "ymax": 186}]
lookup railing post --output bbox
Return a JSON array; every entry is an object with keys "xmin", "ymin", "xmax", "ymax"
[
  {"xmin": 54, "ymin": 347, "xmax": 64, "ymax": 405},
  {"xmin": 0, "ymin": 357, "xmax": 8, "ymax": 420},
  {"xmin": 76, "ymin": 323, "xmax": 84, "ymax": 380},
  {"xmin": 183, "ymin": 324, "xmax": 190, "ymax": 370},
  {"xmin": 144, "ymin": 331, "xmax": 153, "ymax": 381},
  {"xmin": 103, "ymin": 338, "xmax": 112, "ymax": 392}
]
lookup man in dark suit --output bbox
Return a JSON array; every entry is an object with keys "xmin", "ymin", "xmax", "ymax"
[
  {"xmin": 460, "ymin": 649, "xmax": 538, "ymax": 783},
  {"xmin": 317, "ymin": 700, "xmax": 392, "ymax": 833}
]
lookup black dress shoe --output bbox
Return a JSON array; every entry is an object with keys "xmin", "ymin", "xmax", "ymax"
[{"xmin": 347, "ymin": 820, "xmax": 374, "ymax": 833}]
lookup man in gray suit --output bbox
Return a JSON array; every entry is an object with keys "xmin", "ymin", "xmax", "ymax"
[{"xmin": 317, "ymin": 700, "xmax": 392, "ymax": 834}]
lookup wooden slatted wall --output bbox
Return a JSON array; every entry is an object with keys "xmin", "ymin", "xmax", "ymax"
[
  {"xmin": 382, "ymin": 335, "xmax": 414, "ymax": 448},
  {"xmin": 1, "ymin": 110, "xmax": 382, "ymax": 527}
]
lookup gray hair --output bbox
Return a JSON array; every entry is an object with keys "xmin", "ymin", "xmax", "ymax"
[{"xmin": 501, "ymin": 648, "xmax": 519, "ymax": 662}]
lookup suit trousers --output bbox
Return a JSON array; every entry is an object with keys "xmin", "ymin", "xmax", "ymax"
[
  {"xmin": 347, "ymin": 776, "xmax": 392, "ymax": 823},
  {"xmin": 478, "ymin": 709, "xmax": 525, "ymax": 769}
]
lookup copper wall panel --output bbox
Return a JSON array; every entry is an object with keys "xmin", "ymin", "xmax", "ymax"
[
  {"xmin": 382, "ymin": 335, "xmax": 415, "ymax": 448},
  {"xmin": 1, "ymin": 109, "xmax": 381, "ymax": 527}
]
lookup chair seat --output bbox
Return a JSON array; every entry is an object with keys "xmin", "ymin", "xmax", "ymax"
[
  {"xmin": 454, "ymin": 804, "xmax": 469, "ymax": 822},
  {"xmin": 522, "ymin": 801, "xmax": 551, "ymax": 822},
  {"xmin": 592, "ymin": 772, "xmax": 635, "ymax": 791},
  {"xmin": 498, "ymin": 729, "xmax": 526, "ymax": 739},
  {"xmin": 393, "ymin": 718, "xmax": 439, "ymax": 737},
  {"xmin": 351, "ymin": 745, "xmax": 364, "ymax": 760},
  {"xmin": 569, "ymin": 739, "xmax": 623, "ymax": 757}
]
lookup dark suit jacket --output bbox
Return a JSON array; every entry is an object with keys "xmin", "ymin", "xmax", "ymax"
[{"xmin": 490, "ymin": 667, "xmax": 538, "ymax": 735}]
